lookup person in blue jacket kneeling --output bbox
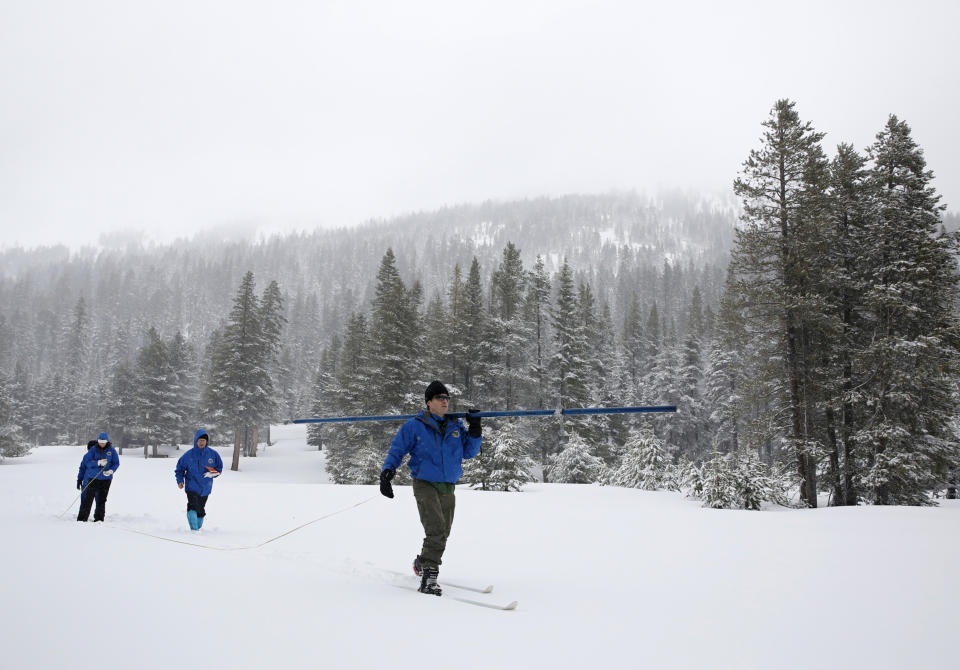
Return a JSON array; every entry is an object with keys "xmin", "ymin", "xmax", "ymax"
[
  {"xmin": 380, "ymin": 381, "xmax": 482, "ymax": 596},
  {"xmin": 175, "ymin": 429, "xmax": 223, "ymax": 531},
  {"xmin": 76, "ymin": 432, "xmax": 119, "ymax": 522}
]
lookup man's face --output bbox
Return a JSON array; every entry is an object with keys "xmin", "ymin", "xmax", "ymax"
[
  {"xmin": 197, "ymin": 438, "xmax": 207, "ymax": 448},
  {"xmin": 427, "ymin": 394, "xmax": 450, "ymax": 417},
  {"xmin": 97, "ymin": 440, "xmax": 107, "ymax": 448}
]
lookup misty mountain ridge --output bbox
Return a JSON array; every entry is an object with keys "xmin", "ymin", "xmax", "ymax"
[{"xmin": 0, "ymin": 190, "xmax": 736, "ymax": 326}]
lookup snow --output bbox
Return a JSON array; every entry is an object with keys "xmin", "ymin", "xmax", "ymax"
[{"xmin": 2, "ymin": 423, "xmax": 958, "ymax": 669}]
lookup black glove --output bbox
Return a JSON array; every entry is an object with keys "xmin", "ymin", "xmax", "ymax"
[
  {"xmin": 379, "ymin": 468, "xmax": 396, "ymax": 498},
  {"xmin": 77, "ymin": 480, "xmax": 82, "ymax": 490},
  {"xmin": 466, "ymin": 408, "xmax": 482, "ymax": 438}
]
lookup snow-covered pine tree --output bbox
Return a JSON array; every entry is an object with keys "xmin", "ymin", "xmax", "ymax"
[
  {"xmin": 466, "ymin": 419, "xmax": 536, "ymax": 491},
  {"xmin": 202, "ymin": 271, "xmax": 278, "ymax": 470},
  {"xmin": 549, "ymin": 260, "xmax": 591, "ymax": 448},
  {"xmin": 731, "ymin": 99, "xmax": 832, "ymax": 507},
  {"xmin": 488, "ymin": 243, "xmax": 532, "ymax": 410},
  {"xmin": 622, "ymin": 293, "xmax": 646, "ymax": 403},
  {"xmin": 689, "ymin": 449, "xmax": 788, "ymax": 510},
  {"xmin": 259, "ymin": 280, "xmax": 286, "ymax": 443},
  {"xmin": 610, "ymin": 424, "xmax": 671, "ymax": 490},
  {"xmin": 699, "ymin": 451, "xmax": 737, "ymax": 509},
  {"xmin": 704, "ymin": 266, "xmax": 746, "ymax": 456},
  {"xmin": 853, "ymin": 115, "xmax": 960, "ymax": 505},
  {"xmin": 167, "ymin": 331, "xmax": 199, "ymax": 446},
  {"xmin": 421, "ymin": 293, "xmax": 452, "ymax": 382},
  {"xmin": 523, "ymin": 255, "xmax": 553, "ymax": 467},
  {"xmin": 594, "ymin": 301, "xmax": 628, "ymax": 462},
  {"xmin": 325, "ymin": 313, "xmax": 379, "ymax": 484},
  {"xmin": 547, "ymin": 431, "xmax": 605, "ymax": 484},
  {"xmin": 306, "ymin": 337, "xmax": 340, "ymax": 451},
  {"xmin": 61, "ymin": 297, "xmax": 92, "ymax": 443},
  {"xmin": 370, "ymin": 249, "xmax": 419, "ymax": 412},
  {"xmin": 823, "ymin": 142, "xmax": 871, "ymax": 505},
  {"xmin": 456, "ymin": 257, "xmax": 488, "ymax": 401},
  {"xmin": 676, "ymin": 328, "xmax": 708, "ymax": 461},
  {"xmin": 104, "ymin": 361, "xmax": 140, "ymax": 450},
  {"xmin": 135, "ymin": 327, "xmax": 180, "ymax": 450},
  {"xmin": 0, "ymin": 374, "xmax": 30, "ymax": 459}
]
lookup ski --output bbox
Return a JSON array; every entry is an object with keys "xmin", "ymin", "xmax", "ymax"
[
  {"xmin": 391, "ymin": 583, "xmax": 518, "ymax": 610},
  {"xmin": 372, "ymin": 565, "xmax": 494, "ymax": 593}
]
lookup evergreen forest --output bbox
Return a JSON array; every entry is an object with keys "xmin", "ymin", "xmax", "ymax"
[{"xmin": 1, "ymin": 99, "xmax": 957, "ymax": 508}]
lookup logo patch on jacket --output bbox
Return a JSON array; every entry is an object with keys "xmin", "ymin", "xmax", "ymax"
[
  {"xmin": 208, "ymin": 458, "xmax": 213, "ymax": 464},
  {"xmin": 451, "ymin": 430, "xmax": 459, "ymax": 438}
]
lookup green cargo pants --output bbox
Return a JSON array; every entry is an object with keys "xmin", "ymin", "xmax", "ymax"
[{"xmin": 412, "ymin": 478, "xmax": 456, "ymax": 569}]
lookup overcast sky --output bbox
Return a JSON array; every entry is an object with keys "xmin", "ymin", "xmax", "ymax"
[{"xmin": 1, "ymin": 0, "xmax": 958, "ymax": 249}]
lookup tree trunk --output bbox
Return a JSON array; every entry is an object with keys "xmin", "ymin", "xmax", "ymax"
[
  {"xmin": 231, "ymin": 427, "xmax": 242, "ymax": 471},
  {"xmin": 824, "ymin": 407, "xmax": 843, "ymax": 505},
  {"xmin": 785, "ymin": 320, "xmax": 815, "ymax": 507}
]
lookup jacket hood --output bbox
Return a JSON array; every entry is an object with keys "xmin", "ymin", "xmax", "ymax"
[{"xmin": 194, "ymin": 429, "xmax": 210, "ymax": 448}]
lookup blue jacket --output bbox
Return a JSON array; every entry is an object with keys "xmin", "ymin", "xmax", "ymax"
[
  {"xmin": 77, "ymin": 443, "xmax": 120, "ymax": 483},
  {"xmin": 383, "ymin": 411, "xmax": 482, "ymax": 483},
  {"xmin": 175, "ymin": 429, "xmax": 224, "ymax": 496}
]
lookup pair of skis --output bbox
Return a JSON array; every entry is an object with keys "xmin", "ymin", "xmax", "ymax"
[{"xmin": 383, "ymin": 568, "xmax": 518, "ymax": 611}]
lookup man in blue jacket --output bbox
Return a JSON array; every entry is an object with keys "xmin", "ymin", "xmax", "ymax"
[
  {"xmin": 175, "ymin": 429, "xmax": 223, "ymax": 531},
  {"xmin": 76, "ymin": 432, "xmax": 119, "ymax": 522},
  {"xmin": 380, "ymin": 381, "xmax": 482, "ymax": 596}
]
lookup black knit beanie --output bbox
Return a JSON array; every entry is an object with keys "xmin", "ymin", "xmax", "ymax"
[{"xmin": 424, "ymin": 380, "xmax": 449, "ymax": 404}]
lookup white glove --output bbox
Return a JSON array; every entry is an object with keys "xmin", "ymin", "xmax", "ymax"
[
  {"xmin": 97, "ymin": 459, "xmax": 107, "ymax": 467},
  {"xmin": 103, "ymin": 469, "xmax": 114, "ymax": 476},
  {"xmin": 203, "ymin": 471, "xmax": 220, "ymax": 478}
]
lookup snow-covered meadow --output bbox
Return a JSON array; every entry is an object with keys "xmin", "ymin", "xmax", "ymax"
[{"xmin": 1, "ymin": 423, "xmax": 957, "ymax": 669}]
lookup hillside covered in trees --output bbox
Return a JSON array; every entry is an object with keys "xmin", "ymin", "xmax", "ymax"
[{"xmin": 1, "ymin": 100, "xmax": 958, "ymax": 509}]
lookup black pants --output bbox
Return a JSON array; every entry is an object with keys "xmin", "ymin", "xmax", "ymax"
[
  {"xmin": 77, "ymin": 479, "xmax": 112, "ymax": 522},
  {"xmin": 186, "ymin": 491, "xmax": 209, "ymax": 518}
]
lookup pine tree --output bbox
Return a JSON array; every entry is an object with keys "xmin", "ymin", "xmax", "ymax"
[
  {"xmin": 307, "ymin": 337, "xmax": 340, "ymax": 450},
  {"xmin": 166, "ymin": 331, "xmax": 198, "ymax": 445},
  {"xmin": 546, "ymin": 431, "xmax": 605, "ymax": 484},
  {"xmin": 61, "ymin": 297, "xmax": 91, "ymax": 442},
  {"xmin": 622, "ymin": 293, "xmax": 645, "ymax": 403},
  {"xmin": 203, "ymin": 271, "xmax": 278, "ymax": 469},
  {"xmin": 457, "ymin": 257, "xmax": 487, "ymax": 401},
  {"xmin": 421, "ymin": 293, "xmax": 452, "ymax": 382},
  {"xmin": 0, "ymin": 374, "xmax": 30, "ymax": 459},
  {"xmin": 853, "ymin": 116, "xmax": 960, "ymax": 505},
  {"xmin": 524, "ymin": 255, "xmax": 552, "ymax": 409},
  {"xmin": 488, "ymin": 243, "xmax": 531, "ymax": 410},
  {"xmin": 463, "ymin": 419, "xmax": 536, "ymax": 491},
  {"xmin": 104, "ymin": 361, "xmax": 140, "ymax": 450},
  {"xmin": 325, "ymin": 313, "xmax": 378, "ymax": 484},
  {"xmin": 823, "ymin": 142, "xmax": 871, "ymax": 505},
  {"xmin": 135, "ymin": 327, "xmax": 180, "ymax": 450},
  {"xmin": 369, "ymin": 250, "xmax": 419, "ymax": 412},
  {"xmin": 550, "ymin": 260, "xmax": 591, "ymax": 428},
  {"xmin": 731, "ymin": 99, "xmax": 832, "ymax": 507},
  {"xmin": 259, "ymin": 280, "xmax": 287, "ymax": 440},
  {"xmin": 524, "ymin": 255, "xmax": 554, "ymax": 469},
  {"xmin": 610, "ymin": 424, "xmax": 672, "ymax": 490}
]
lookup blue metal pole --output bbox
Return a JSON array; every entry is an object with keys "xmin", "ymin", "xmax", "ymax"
[{"xmin": 293, "ymin": 405, "xmax": 676, "ymax": 424}]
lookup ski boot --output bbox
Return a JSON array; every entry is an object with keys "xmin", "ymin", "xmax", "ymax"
[{"xmin": 418, "ymin": 566, "xmax": 442, "ymax": 596}]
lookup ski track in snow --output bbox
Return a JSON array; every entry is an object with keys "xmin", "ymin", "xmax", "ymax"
[{"xmin": 2, "ymin": 423, "xmax": 958, "ymax": 669}]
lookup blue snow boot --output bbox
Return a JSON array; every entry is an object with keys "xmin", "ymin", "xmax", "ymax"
[
  {"xmin": 187, "ymin": 510, "xmax": 199, "ymax": 531},
  {"xmin": 197, "ymin": 516, "xmax": 204, "ymax": 529}
]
